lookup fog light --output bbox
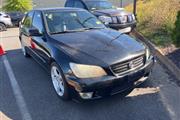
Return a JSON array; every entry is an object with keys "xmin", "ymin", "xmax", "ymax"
[{"xmin": 79, "ymin": 92, "xmax": 93, "ymax": 99}]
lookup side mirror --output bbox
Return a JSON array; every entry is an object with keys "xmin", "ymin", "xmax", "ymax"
[{"xmin": 28, "ymin": 28, "xmax": 42, "ymax": 36}]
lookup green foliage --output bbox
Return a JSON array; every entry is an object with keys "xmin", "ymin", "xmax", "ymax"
[
  {"xmin": 126, "ymin": 0, "xmax": 180, "ymax": 47},
  {"xmin": 172, "ymin": 11, "xmax": 180, "ymax": 47},
  {"xmin": 2, "ymin": 0, "xmax": 32, "ymax": 12}
]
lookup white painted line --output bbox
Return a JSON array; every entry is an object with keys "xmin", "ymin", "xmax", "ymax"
[
  {"xmin": 2, "ymin": 56, "xmax": 32, "ymax": 120},
  {"xmin": 159, "ymin": 90, "xmax": 179, "ymax": 120}
]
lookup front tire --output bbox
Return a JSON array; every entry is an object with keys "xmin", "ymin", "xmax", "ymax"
[
  {"xmin": 0, "ymin": 23, "xmax": 7, "ymax": 31},
  {"xmin": 51, "ymin": 62, "xmax": 70, "ymax": 100}
]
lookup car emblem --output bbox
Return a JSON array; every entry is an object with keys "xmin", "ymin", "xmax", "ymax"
[{"xmin": 129, "ymin": 61, "xmax": 135, "ymax": 69}]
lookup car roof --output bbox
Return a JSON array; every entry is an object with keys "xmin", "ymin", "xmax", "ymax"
[{"xmin": 33, "ymin": 7, "xmax": 84, "ymax": 12}]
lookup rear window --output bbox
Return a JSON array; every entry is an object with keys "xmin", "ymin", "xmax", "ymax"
[
  {"xmin": 74, "ymin": 1, "xmax": 85, "ymax": 9},
  {"xmin": 65, "ymin": 1, "xmax": 74, "ymax": 7},
  {"xmin": 85, "ymin": 1, "xmax": 115, "ymax": 10}
]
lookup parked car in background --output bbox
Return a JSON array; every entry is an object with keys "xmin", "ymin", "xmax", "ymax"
[
  {"xmin": 19, "ymin": 8, "xmax": 154, "ymax": 101},
  {"xmin": 65, "ymin": 0, "xmax": 136, "ymax": 33},
  {"xmin": 7, "ymin": 11, "xmax": 25, "ymax": 27},
  {"xmin": 0, "ymin": 12, "xmax": 13, "ymax": 31}
]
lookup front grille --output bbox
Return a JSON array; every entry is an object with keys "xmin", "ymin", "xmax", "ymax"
[
  {"xmin": 110, "ymin": 55, "xmax": 145, "ymax": 76},
  {"xmin": 117, "ymin": 16, "xmax": 128, "ymax": 23}
]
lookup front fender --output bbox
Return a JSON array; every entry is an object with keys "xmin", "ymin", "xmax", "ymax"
[{"xmin": 50, "ymin": 45, "xmax": 74, "ymax": 75}]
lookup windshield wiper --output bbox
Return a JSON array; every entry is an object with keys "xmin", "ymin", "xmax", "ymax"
[
  {"xmin": 85, "ymin": 27, "xmax": 105, "ymax": 30},
  {"xmin": 50, "ymin": 31, "xmax": 73, "ymax": 35},
  {"xmin": 50, "ymin": 29, "xmax": 86, "ymax": 35}
]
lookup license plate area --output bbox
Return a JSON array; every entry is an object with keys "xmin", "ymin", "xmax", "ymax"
[{"xmin": 128, "ymin": 70, "xmax": 144, "ymax": 83}]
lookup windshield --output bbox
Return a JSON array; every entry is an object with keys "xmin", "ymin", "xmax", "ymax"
[
  {"xmin": 44, "ymin": 10, "xmax": 105, "ymax": 34},
  {"xmin": 85, "ymin": 1, "xmax": 115, "ymax": 10}
]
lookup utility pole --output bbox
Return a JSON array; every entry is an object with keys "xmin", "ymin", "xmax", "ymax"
[
  {"xmin": 133, "ymin": 0, "xmax": 137, "ymax": 18},
  {"xmin": 120, "ymin": 0, "xmax": 123, "ymax": 8}
]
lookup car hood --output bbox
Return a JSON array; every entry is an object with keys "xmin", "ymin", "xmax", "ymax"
[
  {"xmin": 50, "ymin": 29, "xmax": 145, "ymax": 66},
  {"xmin": 93, "ymin": 9, "xmax": 131, "ymax": 17}
]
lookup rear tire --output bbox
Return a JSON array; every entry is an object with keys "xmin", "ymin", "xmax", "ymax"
[
  {"xmin": 51, "ymin": 62, "xmax": 70, "ymax": 100},
  {"xmin": 21, "ymin": 41, "xmax": 30, "ymax": 57},
  {"xmin": 0, "ymin": 23, "xmax": 7, "ymax": 31}
]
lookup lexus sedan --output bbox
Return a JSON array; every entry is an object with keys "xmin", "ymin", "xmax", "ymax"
[
  {"xmin": 19, "ymin": 8, "xmax": 155, "ymax": 100},
  {"xmin": 7, "ymin": 11, "xmax": 24, "ymax": 26}
]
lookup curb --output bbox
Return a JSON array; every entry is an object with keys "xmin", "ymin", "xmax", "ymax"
[{"xmin": 132, "ymin": 30, "xmax": 180, "ymax": 82}]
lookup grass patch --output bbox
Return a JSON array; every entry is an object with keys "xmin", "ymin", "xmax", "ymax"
[{"xmin": 126, "ymin": 0, "xmax": 180, "ymax": 47}]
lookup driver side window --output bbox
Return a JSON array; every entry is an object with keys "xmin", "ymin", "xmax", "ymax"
[{"xmin": 32, "ymin": 11, "xmax": 44, "ymax": 34}]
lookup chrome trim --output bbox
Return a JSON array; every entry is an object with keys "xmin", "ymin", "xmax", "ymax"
[{"xmin": 110, "ymin": 53, "xmax": 145, "ymax": 77}]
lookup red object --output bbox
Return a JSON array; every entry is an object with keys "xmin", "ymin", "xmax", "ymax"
[
  {"xmin": 30, "ymin": 37, "xmax": 36, "ymax": 49},
  {"xmin": 0, "ymin": 45, "xmax": 6, "ymax": 56}
]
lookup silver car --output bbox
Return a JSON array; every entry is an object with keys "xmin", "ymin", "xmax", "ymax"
[{"xmin": 0, "ymin": 12, "xmax": 13, "ymax": 31}]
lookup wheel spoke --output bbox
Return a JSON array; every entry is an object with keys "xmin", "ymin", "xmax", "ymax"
[
  {"xmin": 59, "ymin": 81, "xmax": 64, "ymax": 91},
  {"xmin": 54, "ymin": 68, "xmax": 59, "ymax": 77}
]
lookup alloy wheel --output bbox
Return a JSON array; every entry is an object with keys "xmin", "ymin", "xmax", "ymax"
[{"xmin": 51, "ymin": 66, "xmax": 65, "ymax": 96}]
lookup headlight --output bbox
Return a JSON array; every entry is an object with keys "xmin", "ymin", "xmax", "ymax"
[
  {"xmin": 98, "ymin": 16, "xmax": 112, "ymax": 24},
  {"xmin": 70, "ymin": 63, "xmax": 107, "ymax": 78},
  {"xmin": 112, "ymin": 17, "xmax": 118, "ymax": 23},
  {"xmin": 146, "ymin": 48, "xmax": 151, "ymax": 60},
  {"xmin": 118, "ymin": 16, "xmax": 127, "ymax": 23},
  {"xmin": 132, "ymin": 14, "xmax": 136, "ymax": 20}
]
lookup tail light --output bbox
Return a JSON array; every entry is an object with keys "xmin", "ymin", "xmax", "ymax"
[{"xmin": 29, "ymin": 37, "xmax": 36, "ymax": 49}]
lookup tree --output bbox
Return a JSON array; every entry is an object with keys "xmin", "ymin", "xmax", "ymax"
[
  {"xmin": 2, "ymin": 0, "xmax": 32, "ymax": 12},
  {"xmin": 172, "ymin": 11, "xmax": 180, "ymax": 47}
]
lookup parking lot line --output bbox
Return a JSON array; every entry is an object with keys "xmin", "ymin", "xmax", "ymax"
[{"xmin": 2, "ymin": 55, "xmax": 32, "ymax": 120}]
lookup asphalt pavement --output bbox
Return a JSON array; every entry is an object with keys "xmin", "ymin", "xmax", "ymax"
[{"xmin": 0, "ymin": 28, "xmax": 180, "ymax": 120}]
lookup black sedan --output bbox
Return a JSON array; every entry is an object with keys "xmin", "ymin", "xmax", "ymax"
[
  {"xmin": 7, "ymin": 11, "xmax": 24, "ymax": 26},
  {"xmin": 19, "ymin": 8, "xmax": 155, "ymax": 101}
]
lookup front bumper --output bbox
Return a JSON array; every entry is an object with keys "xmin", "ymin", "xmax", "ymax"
[
  {"xmin": 67, "ymin": 56, "xmax": 155, "ymax": 100},
  {"xmin": 108, "ymin": 21, "xmax": 136, "ymax": 30}
]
